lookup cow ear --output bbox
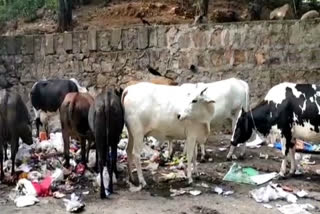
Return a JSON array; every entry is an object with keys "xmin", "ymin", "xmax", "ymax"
[{"xmin": 200, "ymin": 87, "xmax": 208, "ymax": 96}]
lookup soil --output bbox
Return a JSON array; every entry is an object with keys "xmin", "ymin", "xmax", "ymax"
[{"xmin": 1, "ymin": 134, "xmax": 320, "ymax": 214}]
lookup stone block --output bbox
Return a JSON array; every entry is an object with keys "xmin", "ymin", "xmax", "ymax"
[
  {"xmin": 22, "ymin": 35, "xmax": 34, "ymax": 55},
  {"xmin": 45, "ymin": 34, "xmax": 55, "ymax": 55},
  {"xmin": 157, "ymin": 27, "xmax": 167, "ymax": 48},
  {"xmin": 178, "ymin": 32, "xmax": 191, "ymax": 49},
  {"xmin": 72, "ymin": 32, "xmax": 80, "ymax": 53},
  {"xmin": 0, "ymin": 37, "xmax": 7, "ymax": 55},
  {"xmin": 233, "ymin": 50, "xmax": 246, "ymax": 66},
  {"xmin": 149, "ymin": 27, "xmax": 157, "ymax": 47},
  {"xmin": 122, "ymin": 28, "xmax": 138, "ymax": 50},
  {"xmin": 110, "ymin": 29, "xmax": 122, "ymax": 50},
  {"xmin": 79, "ymin": 32, "xmax": 89, "ymax": 53},
  {"xmin": 88, "ymin": 30, "xmax": 97, "ymax": 51},
  {"xmin": 64, "ymin": 33, "xmax": 73, "ymax": 51},
  {"xmin": 98, "ymin": 31, "xmax": 111, "ymax": 52},
  {"xmin": 138, "ymin": 27, "xmax": 149, "ymax": 49},
  {"xmin": 6, "ymin": 37, "xmax": 16, "ymax": 55},
  {"xmin": 209, "ymin": 28, "xmax": 222, "ymax": 49},
  {"xmin": 192, "ymin": 31, "xmax": 208, "ymax": 49},
  {"xmin": 55, "ymin": 34, "xmax": 66, "ymax": 54}
]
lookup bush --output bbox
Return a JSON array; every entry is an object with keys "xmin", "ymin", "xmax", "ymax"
[{"xmin": 0, "ymin": 0, "xmax": 58, "ymax": 21}]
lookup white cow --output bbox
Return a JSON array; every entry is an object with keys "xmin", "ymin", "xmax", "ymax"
[
  {"xmin": 177, "ymin": 78, "xmax": 251, "ymax": 160},
  {"xmin": 122, "ymin": 82, "xmax": 215, "ymax": 186}
]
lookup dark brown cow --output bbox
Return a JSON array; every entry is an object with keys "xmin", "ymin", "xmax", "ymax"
[
  {"xmin": 88, "ymin": 88, "xmax": 124, "ymax": 199},
  {"xmin": 59, "ymin": 92, "xmax": 94, "ymax": 168},
  {"xmin": 0, "ymin": 89, "xmax": 33, "ymax": 180}
]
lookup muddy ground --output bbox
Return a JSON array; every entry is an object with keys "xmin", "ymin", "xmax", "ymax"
[{"xmin": 1, "ymin": 134, "xmax": 320, "ymax": 214}]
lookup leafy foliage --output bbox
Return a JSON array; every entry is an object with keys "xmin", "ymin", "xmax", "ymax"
[{"xmin": 0, "ymin": 0, "xmax": 58, "ymax": 21}]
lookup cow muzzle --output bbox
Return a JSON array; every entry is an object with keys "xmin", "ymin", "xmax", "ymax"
[{"xmin": 177, "ymin": 113, "xmax": 186, "ymax": 121}]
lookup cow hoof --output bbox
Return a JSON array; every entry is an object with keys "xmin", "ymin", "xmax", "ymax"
[
  {"xmin": 200, "ymin": 158, "xmax": 206, "ymax": 163},
  {"xmin": 226, "ymin": 157, "xmax": 232, "ymax": 162},
  {"xmin": 238, "ymin": 155, "xmax": 245, "ymax": 161}
]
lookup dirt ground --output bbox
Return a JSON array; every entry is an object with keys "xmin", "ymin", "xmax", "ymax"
[{"xmin": 1, "ymin": 134, "xmax": 320, "ymax": 214}]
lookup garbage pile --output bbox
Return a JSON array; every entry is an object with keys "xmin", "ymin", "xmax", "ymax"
[
  {"xmin": 249, "ymin": 182, "xmax": 320, "ymax": 214},
  {"xmin": 2, "ymin": 129, "xmax": 191, "ymax": 210},
  {"xmin": 3, "ymin": 132, "xmax": 92, "ymax": 212}
]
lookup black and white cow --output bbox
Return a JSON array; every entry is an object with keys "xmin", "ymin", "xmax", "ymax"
[
  {"xmin": 30, "ymin": 78, "xmax": 87, "ymax": 137},
  {"xmin": 231, "ymin": 82, "xmax": 320, "ymax": 176}
]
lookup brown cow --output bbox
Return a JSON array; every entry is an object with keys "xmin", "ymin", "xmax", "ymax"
[
  {"xmin": 126, "ymin": 77, "xmax": 178, "ymax": 87},
  {"xmin": 59, "ymin": 92, "xmax": 94, "ymax": 168}
]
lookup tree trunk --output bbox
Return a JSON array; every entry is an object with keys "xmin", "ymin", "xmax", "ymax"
[
  {"xmin": 199, "ymin": 0, "xmax": 209, "ymax": 17},
  {"xmin": 58, "ymin": 0, "xmax": 73, "ymax": 32}
]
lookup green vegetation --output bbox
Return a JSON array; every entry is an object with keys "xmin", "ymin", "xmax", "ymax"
[{"xmin": 0, "ymin": 0, "xmax": 58, "ymax": 21}]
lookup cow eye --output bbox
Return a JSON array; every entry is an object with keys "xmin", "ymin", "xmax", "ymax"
[{"xmin": 192, "ymin": 99, "xmax": 197, "ymax": 103}]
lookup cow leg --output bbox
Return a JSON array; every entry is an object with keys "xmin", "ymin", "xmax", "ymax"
[
  {"xmin": 186, "ymin": 136, "xmax": 196, "ymax": 184},
  {"xmin": 289, "ymin": 146, "xmax": 296, "ymax": 175},
  {"xmin": 111, "ymin": 143, "xmax": 119, "ymax": 180},
  {"xmin": 200, "ymin": 143, "xmax": 206, "ymax": 162},
  {"xmin": 133, "ymin": 134, "xmax": 146, "ymax": 187},
  {"xmin": 168, "ymin": 141, "xmax": 173, "ymax": 159},
  {"xmin": 80, "ymin": 137, "xmax": 87, "ymax": 165},
  {"xmin": 239, "ymin": 143, "xmax": 246, "ymax": 159},
  {"xmin": 226, "ymin": 145, "xmax": 236, "ymax": 160},
  {"xmin": 10, "ymin": 137, "xmax": 19, "ymax": 176},
  {"xmin": 4, "ymin": 142, "xmax": 8, "ymax": 161},
  {"xmin": 126, "ymin": 129, "xmax": 134, "ymax": 183},
  {"xmin": 98, "ymin": 149, "xmax": 107, "ymax": 199},
  {"xmin": 279, "ymin": 137, "xmax": 288, "ymax": 177},
  {"xmin": 193, "ymin": 144, "xmax": 198, "ymax": 176},
  {"xmin": 0, "ymin": 139, "xmax": 4, "ymax": 181},
  {"xmin": 62, "ymin": 129, "xmax": 71, "ymax": 168}
]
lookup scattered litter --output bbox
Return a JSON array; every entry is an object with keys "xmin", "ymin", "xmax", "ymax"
[
  {"xmin": 159, "ymin": 170, "xmax": 186, "ymax": 182},
  {"xmin": 274, "ymin": 139, "xmax": 320, "ymax": 153},
  {"xmin": 263, "ymin": 204, "xmax": 273, "ymax": 209},
  {"xmin": 205, "ymin": 149, "xmax": 213, "ymax": 153},
  {"xmin": 246, "ymin": 135, "xmax": 264, "ymax": 148},
  {"xmin": 259, "ymin": 153, "xmax": 269, "ymax": 159},
  {"xmin": 278, "ymin": 203, "xmax": 314, "ymax": 214},
  {"xmin": 14, "ymin": 195, "xmax": 39, "ymax": 208},
  {"xmin": 76, "ymin": 163, "xmax": 86, "ymax": 175},
  {"xmin": 219, "ymin": 147, "xmax": 227, "ymax": 152},
  {"xmin": 296, "ymin": 190, "xmax": 308, "ymax": 198},
  {"xmin": 128, "ymin": 182, "xmax": 143, "ymax": 192},
  {"xmin": 144, "ymin": 162, "xmax": 159, "ymax": 174},
  {"xmin": 87, "ymin": 150, "xmax": 96, "ymax": 169},
  {"xmin": 250, "ymin": 182, "xmax": 297, "ymax": 203},
  {"xmin": 53, "ymin": 191, "xmax": 66, "ymax": 199},
  {"xmin": 223, "ymin": 163, "xmax": 277, "ymax": 185},
  {"xmin": 118, "ymin": 138, "xmax": 128, "ymax": 150},
  {"xmin": 82, "ymin": 191, "xmax": 89, "ymax": 195},
  {"xmin": 28, "ymin": 171, "xmax": 43, "ymax": 182},
  {"xmin": 212, "ymin": 186, "xmax": 234, "ymax": 196},
  {"xmin": 171, "ymin": 189, "xmax": 186, "ymax": 197},
  {"xmin": 250, "ymin": 172, "xmax": 278, "ymax": 185},
  {"xmin": 201, "ymin": 183, "xmax": 209, "ymax": 188},
  {"xmin": 63, "ymin": 193, "xmax": 85, "ymax": 212},
  {"xmin": 189, "ymin": 190, "xmax": 202, "ymax": 196},
  {"xmin": 16, "ymin": 164, "xmax": 32, "ymax": 173},
  {"xmin": 231, "ymin": 154, "xmax": 237, "ymax": 160},
  {"xmin": 16, "ymin": 178, "xmax": 37, "ymax": 197}
]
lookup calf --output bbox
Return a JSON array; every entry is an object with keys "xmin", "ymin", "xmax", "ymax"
[
  {"xmin": 231, "ymin": 82, "xmax": 320, "ymax": 176},
  {"xmin": 30, "ymin": 78, "xmax": 87, "ymax": 138},
  {"xmin": 88, "ymin": 88, "xmax": 124, "ymax": 198},
  {"xmin": 0, "ymin": 89, "xmax": 33, "ymax": 180},
  {"xmin": 122, "ymin": 82, "xmax": 215, "ymax": 186},
  {"xmin": 59, "ymin": 92, "xmax": 94, "ymax": 168},
  {"xmin": 177, "ymin": 78, "xmax": 251, "ymax": 160}
]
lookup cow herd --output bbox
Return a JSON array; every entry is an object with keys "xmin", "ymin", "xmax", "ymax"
[{"xmin": 1, "ymin": 75, "xmax": 320, "ymax": 199}]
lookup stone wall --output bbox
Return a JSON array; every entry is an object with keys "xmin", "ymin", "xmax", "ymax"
[{"xmin": 1, "ymin": 19, "xmax": 320, "ymax": 108}]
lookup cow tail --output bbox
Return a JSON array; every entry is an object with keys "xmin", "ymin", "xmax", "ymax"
[
  {"xmin": 243, "ymin": 81, "xmax": 250, "ymax": 112},
  {"xmin": 67, "ymin": 99, "xmax": 74, "ymax": 129},
  {"xmin": 0, "ymin": 90, "xmax": 9, "ymax": 140},
  {"xmin": 105, "ymin": 93, "xmax": 111, "ymax": 183}
]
